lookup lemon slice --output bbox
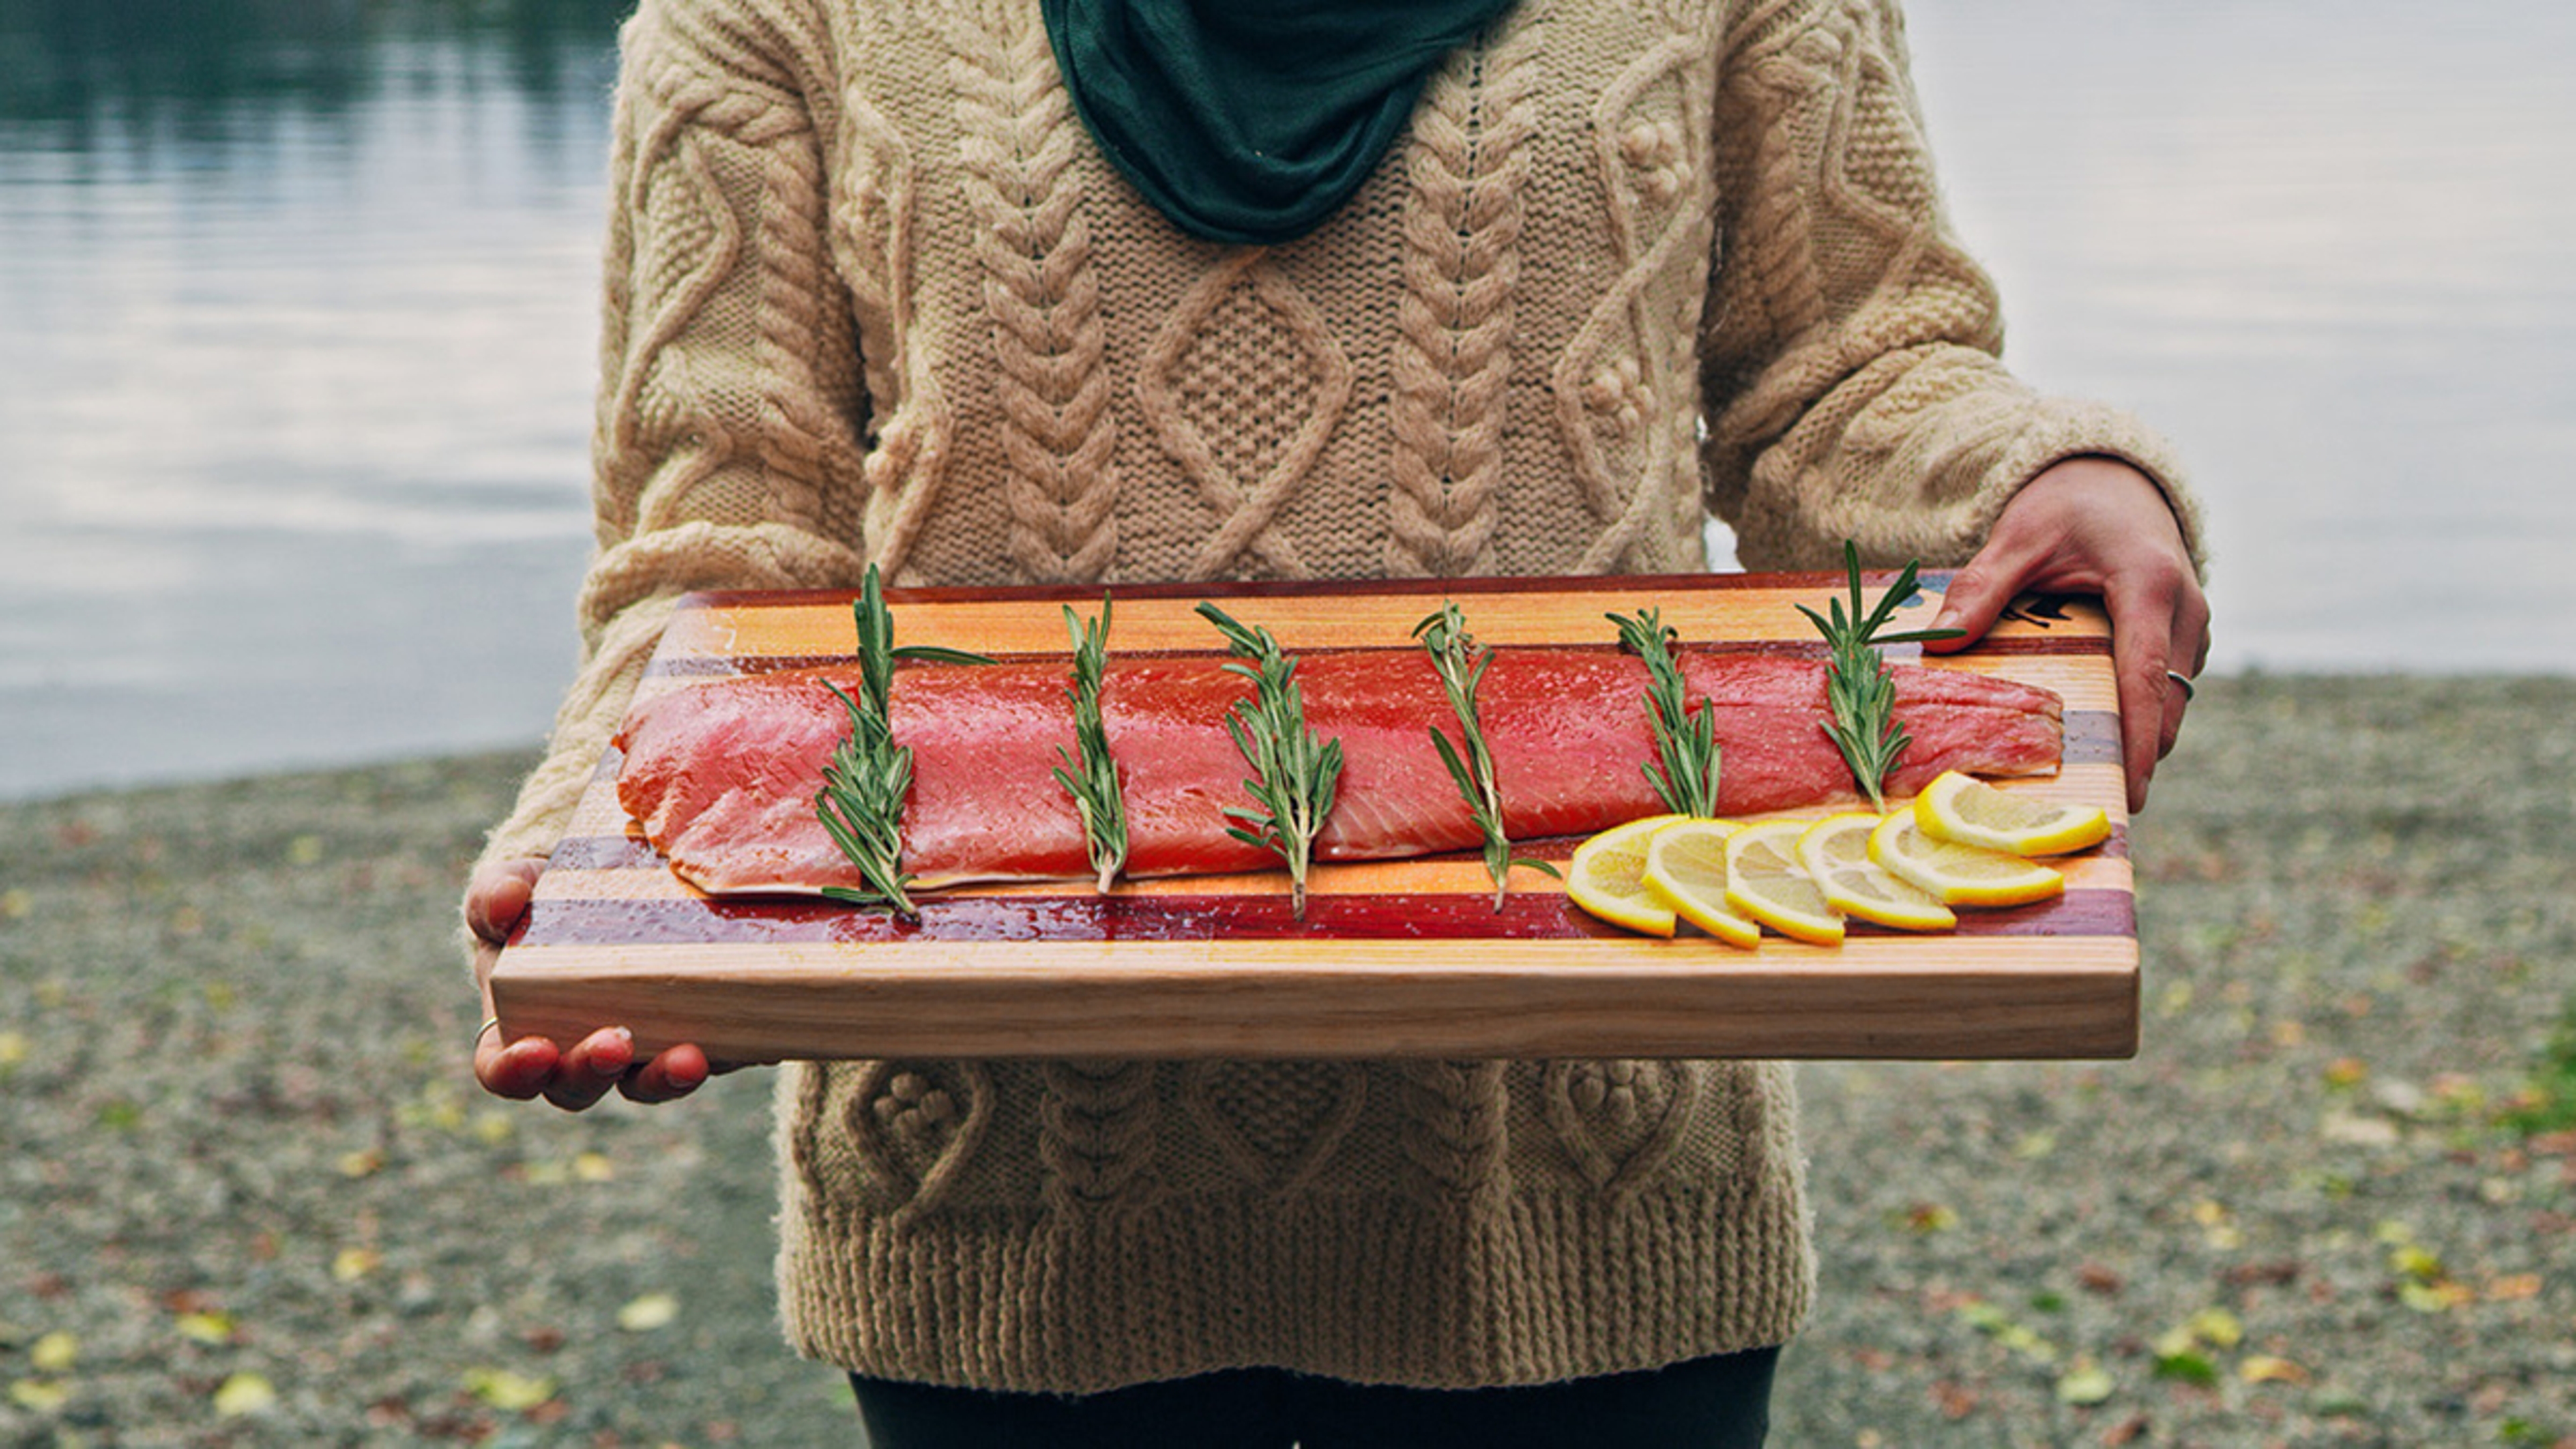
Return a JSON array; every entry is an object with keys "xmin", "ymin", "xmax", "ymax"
[
  {"xmin": 1642, "ymin": 820, "xmax": 1762, "ymax": 949},
  {"xmin": 1721, "ymin": 820, "xmax": 1845, "ymax": 946},
  {"xmin": 1870, "ymin": 808, "xmax": 2066, "ymax": 907},
  {"xmin": 1566, "ymin": 814, "xmax": 1688, "ymax": 936},
  {"xmin": 1915, "ymin": 771, "xmax": 2112, "ymax": 857},
  {"xmin": 1796, "ymin": 813, "xmax": 1956, "ymax": 932}
]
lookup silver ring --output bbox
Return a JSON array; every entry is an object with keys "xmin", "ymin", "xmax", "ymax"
[
  {"xmin": 2165, "ymin": 670, "xmax": 2197, "ymax": 702},
  {"xmin": 474, "ymin": 1016, "xmax": 502, "ymax": 1049}
]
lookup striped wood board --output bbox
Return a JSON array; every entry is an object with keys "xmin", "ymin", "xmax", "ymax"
[{"xmin": 489, "ymin": 573, "xmax": 2138, "ymax": 1061}]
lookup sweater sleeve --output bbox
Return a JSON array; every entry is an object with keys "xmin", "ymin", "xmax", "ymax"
[
  {"xmin": 1695, "ymin": 0, "xmax": 2204, "ymax": 574},
  {"xmin": 476, "ymin": 0, "xmax": 871, "ymax": 873}
]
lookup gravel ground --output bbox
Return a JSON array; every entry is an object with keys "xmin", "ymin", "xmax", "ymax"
[{"xmin": 2, "ymin": 675, "xmax": 2572, "ymax": 1448}]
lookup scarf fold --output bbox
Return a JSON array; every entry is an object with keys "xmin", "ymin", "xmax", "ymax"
[{"xmin": 1041, "ymin": 0, "xmax": 1522, "ymax": 246}]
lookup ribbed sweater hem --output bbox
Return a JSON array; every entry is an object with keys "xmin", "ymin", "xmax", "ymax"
[{"xmin": 777, "ymin": 1183, "xmax": 1814, "ymax": 1394}]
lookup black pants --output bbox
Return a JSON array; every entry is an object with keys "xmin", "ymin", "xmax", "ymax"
[{"xmin": 850, "ymin": 1346, "xmax": 1778, "ymax": 1449}]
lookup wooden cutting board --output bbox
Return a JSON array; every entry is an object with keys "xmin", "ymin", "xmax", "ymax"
[{"xmin": 489, "ymin": 572, "xmax": 2137, "ymax": 1061}]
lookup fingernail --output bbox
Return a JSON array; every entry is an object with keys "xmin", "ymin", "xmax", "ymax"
[{"xmin": 594, "ymin": 1027, "xmax": 635, "ymax": 1070}]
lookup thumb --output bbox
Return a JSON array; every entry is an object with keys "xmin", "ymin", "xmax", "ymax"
[
  {"xmin": 1923, "ymin": 544, "xmax": 2033, "ymax": 655},
  {"xmin": 466, "ymin": 857, "xmax": 546, "ymax": 946}
]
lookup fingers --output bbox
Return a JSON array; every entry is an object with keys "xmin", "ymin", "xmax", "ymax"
[
  {"xmin": 1924, "ymin": 539, "xmax": 2041, "ymax": 655},
  {"xmin": 2106, "ymin": 564, "xmax": 2212, "ymax": 813},
  {"xmin": 476, "ymin": 1030, "xmax": 557, "ymax": 1102},
  {"xmin": 2108, "ymin": 600, "xmax": 2179, "ymax": 815},
  {"xmin": 474, "ymin": 1022, "xmax": 713, "ymax": 1111},
  {"xmin": 521, "ymin": 1027, "xmax": 629, "ymax": 1111},
  {"xmin": 621, "ymin": 1042, "xmax": 714, "ymax": 1104}
]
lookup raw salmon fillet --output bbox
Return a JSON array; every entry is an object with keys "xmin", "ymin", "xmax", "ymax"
[{"xmin": 612, "ymin": 650, "xmax": 2065, "ymax": 896}]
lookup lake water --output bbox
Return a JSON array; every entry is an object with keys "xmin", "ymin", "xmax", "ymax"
[{"xmin": 4, "ymin": 0, "xmax": 2573, "ymax": 800}]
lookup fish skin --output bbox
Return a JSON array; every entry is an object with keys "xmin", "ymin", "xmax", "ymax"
[{"xmin": 613, "ymin": 650, "xmax": 2063, "ymax": 896}]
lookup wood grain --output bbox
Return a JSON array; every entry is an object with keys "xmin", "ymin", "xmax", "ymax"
[{"xmin": 490, "ymin": 573, "xmax": 2139, "ymax": 1061}]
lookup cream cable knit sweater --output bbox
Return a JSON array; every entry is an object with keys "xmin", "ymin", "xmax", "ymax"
[{"xmin": 478, "ymin": 0, "xmax": 2198, "ymax": 1393}]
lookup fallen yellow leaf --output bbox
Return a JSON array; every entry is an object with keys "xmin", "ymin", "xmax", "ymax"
[
  {"xmin": 30, "ymin": 1332, "xmax": 76, "ymax": 1373},
  {"xmin": 617, "ymin": 1292, "xmax": 680, "ymax": 1332},
  {"xmin": 331, "ymin": 1248, "xmax": 382, "ymax": 1283},
  {"xmin": 462, "ymin": 1367, "xmax": 557, "ymax": 1413},
  {"xmin": 2239, "ymin": 1354, "xmax": 2309, "ymax": 1385},
  {"xmin": 174, "ymin": 1311, "xmax": 235, "ymax": 1346},
  {"xmin": 2486, "ymin": 1274, "xmax": 2543, "ymax": 1301},
  {"xmin": 2186, "ymin": 1307, "xmax": 2243, "ymax": 1350},
  {"xmin": 212, "ymin": 1373, "xmax": 278, "ymax": 1417},
  {"xmin": 8, "ymin": 1380, "xmax": 69, "ymax": 1413},
  {"xmin": 2388, "ymin": 1245, "xmax": 2443, "ymax": 1280},
  {"xmin": 2055, "ymin": 1362, "xmax": 2115, "ymax": 1405}
]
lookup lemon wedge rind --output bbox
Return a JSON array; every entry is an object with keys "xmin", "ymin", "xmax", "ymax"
[
  {"xmin": 1870, "ymin": 808, "xmax": 2066, "ymax": 908},
  {"xmin": 1914, "ymin": 770, "xmax": 2111, "ymax": 858}
]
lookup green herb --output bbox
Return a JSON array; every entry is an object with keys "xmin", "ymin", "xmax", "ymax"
[
  {"xmin": 1197, "ymin": 602, "xmax": 1343, "ymax": 920},
  {"xmin": 815, "ymin": 682, "xmax": 923, "ymax": 914},
  {"xmin": 814, "ymin": 564, "xmax": 996, "ymax": 916},
  {"xmin": 1413, "ymin": 600, "xmax": 1558, "ymax": 910},
  {"xmin": 1796, "ymin": 540, "xmax": 1965, "ymax": 810},
  {"xmin": 1049, "ymin": 595, "xmax": 1128, "ymax": 893},
  {"xmin": 1606, "ymin": 606, "xmax": 1722, "ymax": 818}
]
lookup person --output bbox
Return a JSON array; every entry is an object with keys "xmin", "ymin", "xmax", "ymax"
[{"xmin": 465, "ymin": 0, "xmax": 2210, "ymax": 1443}]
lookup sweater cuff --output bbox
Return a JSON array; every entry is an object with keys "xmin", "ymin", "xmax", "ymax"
[{"xmin": 1973, "ymin": 397, "xmax": 2208, "ymax": 581}]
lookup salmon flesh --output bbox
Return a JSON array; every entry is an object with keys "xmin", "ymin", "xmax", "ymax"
[{"xmin": 612, "ymin": 650, "xmax": 2065, "ymax": 896}]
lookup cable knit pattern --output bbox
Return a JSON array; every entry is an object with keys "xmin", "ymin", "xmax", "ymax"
[
  {"xmin": 943, "ymin": 1, "xmax": 1120, "ymax": 583},
  {"xmin": 1138, "ymin": 252, "xmax": 1354, "ymax": 581},
  {"xmin": 478, "ymin": 0, "xmax": 2203, "ymax": 1393},
  {"xmin": 1383, "ymin": 17, "xmax": 1542, "ymax": 577}
]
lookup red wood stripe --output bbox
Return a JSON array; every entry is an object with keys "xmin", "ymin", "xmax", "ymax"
[
  {"xmin": 515, "ymin": 888, "xmax": 2133, "ymax": 949},
  {"xmin": 545, "ymin": 811, "xmax": 2131, "ymax": 877}
]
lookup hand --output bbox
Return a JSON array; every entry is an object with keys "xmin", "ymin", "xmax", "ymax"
[
  {"xmin": 466, "ymin": 856, "xmax": 718, "ymax": 1110},
  {"xmin": 1925, "ymin": 455, "xmax": 2210, "ymax": 812}
]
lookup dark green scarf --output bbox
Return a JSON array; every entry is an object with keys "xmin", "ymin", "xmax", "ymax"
[{"xmin": 1041, "ymin": 0, "xmax": 1521, "ymax": 246}]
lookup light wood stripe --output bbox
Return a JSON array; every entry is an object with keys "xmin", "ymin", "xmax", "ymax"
[
  {"xmin": 660, "ymin": 580, "xmax": 2108, "ymax": 662},
  {"xmin": 494, "ymin": 935, "xmax": 2137, "ymax": 1062}
]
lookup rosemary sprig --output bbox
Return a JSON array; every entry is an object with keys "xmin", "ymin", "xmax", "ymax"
[
  {"xmin": 816, "ymin": 681, "xmax": 922, "ymax": 914},
  {"xmin": 1606, "ymin": 606, "xmax": 1723, "ymax": 818},
  {"xmin": 1796, "ymin": 540, "xmax": 1966, "ymax": 810},
  {"xmin": 1049, "ymin": 596, "xmax": 1128, "ymax": 894},
  {"xmin": 1197, "ymin": 602, "xmax": 1343, "ymax": 920},
  {"xmin": 847, "ymin": 564, "xmax": 993, "ymax": 715},
  {"xmin": 814, "ymin": 564, "xmax": 995, "ymax": 916},
  {"xmin": 1413, "ymin": 600, "xmax": 1557, "ymax": 910}
]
